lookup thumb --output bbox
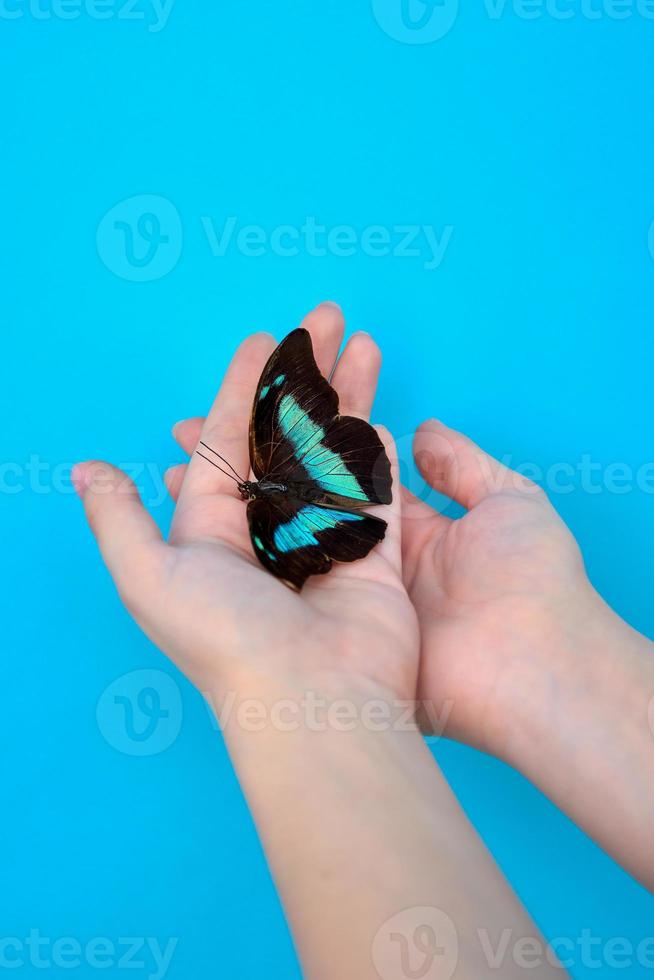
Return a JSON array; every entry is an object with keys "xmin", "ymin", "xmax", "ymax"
[
  {"xmin": 73, "ymin": 461, "xmax": 166, "ymax": 615},
  {"xmin": 413, "ymin": 419, "xmax": 538, "ymax": 510}
]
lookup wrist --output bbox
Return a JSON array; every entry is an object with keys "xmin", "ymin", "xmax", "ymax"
[
  {"xmin": 495, "ymin": 582, "xmax": 654, "ymax": 883},
  {"xmin": 498, "ymin": 584, "xmax": 649, "ymax": 764},
  {"xmin": 201, "ymin": 660, "xmax": 418, "ymax": 744}
]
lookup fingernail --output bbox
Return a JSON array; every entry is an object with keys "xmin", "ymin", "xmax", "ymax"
[
  {"xmin": 71, "ymin": 462, "xmax": 89, "ymax": 496},
  {"xmin": 352, "ymin": 330, "xmax": 371, "ymax": 338},
  {"xmin": 172, "ymin": 421, "xmax": 185, "ymax": 439},
  {"xmin": 319, "ymin": 300, "xmax": 341, "ymax": 311}
]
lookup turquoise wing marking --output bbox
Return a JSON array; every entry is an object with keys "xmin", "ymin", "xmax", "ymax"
[
  {"xmin": 277, "ymin": 393, "xmax": 368, "ymax": 500},
  {"xmin": 253, "ymin": 535, "xmax": 277, "ymax": 561},
  {"xmin": 273, "ymin": 505, "xmax": 364, "ymax": 554},
  {"xmin": 259, "ymin": 374, "xmax": 285, "ymax": 402}
]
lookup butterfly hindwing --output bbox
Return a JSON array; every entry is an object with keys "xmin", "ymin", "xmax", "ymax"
[
  {"xmin": 249, "ymin": 328, "xmax": 392, "ymax": 506},
  {"xmin": 247, "ymin": 495, "xmax": 387, "ymax": 591}
]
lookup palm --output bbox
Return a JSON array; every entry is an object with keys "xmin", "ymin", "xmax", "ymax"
[
  {"xmin": 402, "ymin": 430, "xmax": 586, "ymax": 748},
  {"xmin": 162, "ymin": 487, "xmax": 418, "ymax": 699},
  {"xmin": 160, "ymin": 307, "xmax": 585, "ymax": 751},
  {"xmin": 81, "ymin": 305, "xmax": 420, "ymax": 705}
]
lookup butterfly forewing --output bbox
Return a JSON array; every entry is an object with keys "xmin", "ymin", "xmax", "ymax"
[
  {"xmin": 249, "ymin": 328, "xmax": 392, "ymax": 506},
  {"xmin": 245, "ymin": 327, "xmax": 392, "ymax": 588}
]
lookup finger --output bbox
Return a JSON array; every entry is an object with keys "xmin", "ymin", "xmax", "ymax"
[
  {"xmin": 330, "ymin": 332, "xmax": 382, "ymax": 419},
  {"xmin": 170, "ymin": 327, "xmax": 380, "ymax": 456},
  {"xmin": 172, "ymin": 417, "xmax": 204, "ymax": 456},
  {"xmin": 180, "ymin": 332, "xmax": 276, "ymax": 498},
  {"xmin": 299, "ymin": 301, "xmax": 344, "ymax": 378},
  {"xmin": 73, "ymin": 461, "xmax": 165, "ymax": 614},
  {"xmin": 373, "ymin": 426, "xmax": 402, "ymax": 576},
  {"xmin": 413, "ymin": 419, "xmax": 538, "ymax": 510},
  {"xmin": 401, "ymin": 485, "xmax": 452, "ymax": 526},
  {"xmin": 400, "ymin": 485, "xmax": 450, "ymax": 588},
  {"xmin": 164, "ymin": 463, "xmax": 187, "ymax": 502},
  {"xmin": 172, "ymin": 329, "xmax": 380, "ymax": 462},
  {"xmin": 173, "ymin": 302, "xmax": 345, "ymax": 466}
]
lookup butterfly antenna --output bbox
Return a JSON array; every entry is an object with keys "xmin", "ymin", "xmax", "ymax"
[
  {"xmin": 198, "ymin": 442, "xmax": 245, "ymax": 482},
  {"xmin": 195, "ymin": 451, "xmax": 240, "ymax": 483}
]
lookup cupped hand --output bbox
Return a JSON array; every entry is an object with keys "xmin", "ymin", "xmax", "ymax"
[
  {"xmin": 400, "ymin": 422, "xmax": 597, "ymax": 754},
  {"xmin": 158, "ymin": 315, "xmax": 654, "ymax": 889},
  {"xmin": 75, "ymin": 303, "xmax": 419, "ymax": 705},
  {"xmin": 170, "ymin": 327, "xmax": 599, "ymax": 757}
]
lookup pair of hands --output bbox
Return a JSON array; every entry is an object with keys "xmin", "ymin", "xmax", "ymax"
[{"xmin": 75, "ymin": 302, "xmax": 596, "ymax": 757}]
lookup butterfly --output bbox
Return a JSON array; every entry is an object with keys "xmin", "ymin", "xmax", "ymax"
[{"xmin": 198, "ymin": 328, "xmax": 392, "ymax": 590}]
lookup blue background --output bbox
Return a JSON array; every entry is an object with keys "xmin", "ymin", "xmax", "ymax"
[{"xmin": 2, "ymin": 1, "xmax": 653, "ymax": 977}]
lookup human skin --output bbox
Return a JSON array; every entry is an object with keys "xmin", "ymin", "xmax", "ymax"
[
  {"xmin": 73, "ymin": 302, "xmax": 564, "ymax": 979},
  {"xmin": 167, "ymin": 303, "xmax": 654, "ymax": 891}
]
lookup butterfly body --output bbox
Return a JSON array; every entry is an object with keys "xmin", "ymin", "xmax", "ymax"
[
  {"xmin": 205, "ymin": 327, "xmax": 392, "ymax": 591},
  {"xmin": 238, "ymin": 477, "xmax": 371, "ymax": 508},
  {"xmin": 238, "ymin": 479, "xmax": 289, "ymax": 500}
]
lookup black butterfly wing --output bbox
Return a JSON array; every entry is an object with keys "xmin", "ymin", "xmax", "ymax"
[
  {"xmin": 250, "ymin": 328, "xmax": 337, "ymax": 477},
  {"xmin": 247, "ymin": 495, "xmax": 387, "ymax": 591},
  {"xmin": 249, "ymin": 328, "xmax": 392, "ymax": 507}
]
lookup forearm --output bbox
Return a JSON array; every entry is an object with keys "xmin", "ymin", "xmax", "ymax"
[
  {"xmin": 501, "ymin": 586, "xmax": 654, "ymax": 889},
  {"xmin": 218, "ymin": 671, "xmax": 564, "ymax": 980}
]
